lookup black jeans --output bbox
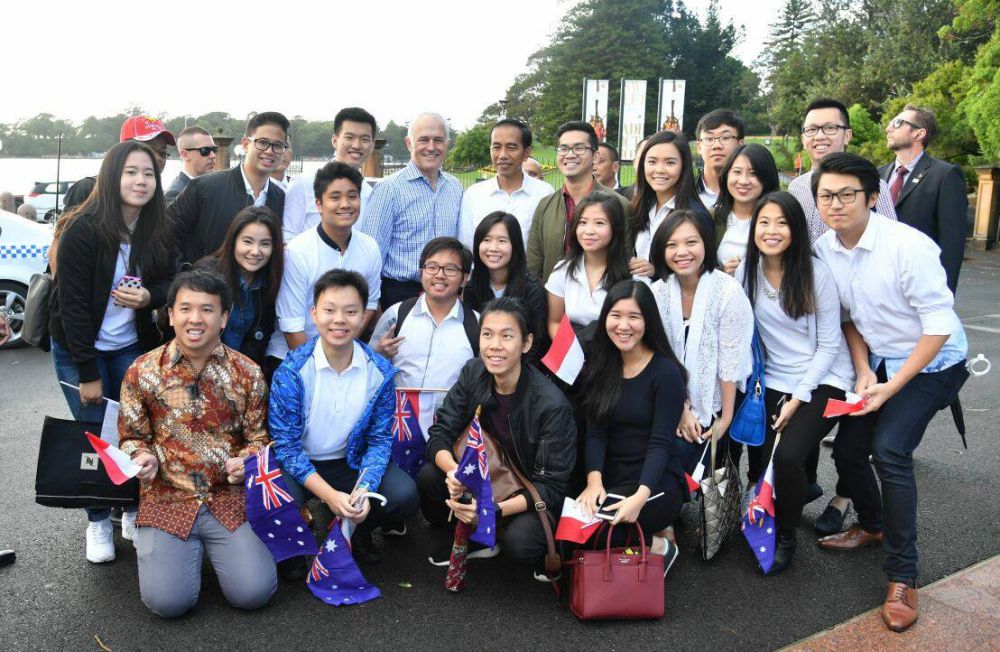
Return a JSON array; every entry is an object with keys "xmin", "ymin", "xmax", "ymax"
[
  {"xmin": 602, "ymin": 482, "xmax": 684, "ymax": 546},
  {"xmin": 416, "ymin": 463, "xmax": 551, "ymax": 564},
  {"xmin": 746, "ymin": 385, "xmax": 844, "ymax": 528},
  {"xmin": 379, "ymin": 277, "xmax": 422, "ymax": 312},
  {"xmin": 833, "ymin": 361, "xmax": 967, "ymax": 583}
]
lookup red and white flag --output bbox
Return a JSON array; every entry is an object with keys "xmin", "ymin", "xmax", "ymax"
[
  {"xmin": 85, "ymin": 431, "xmax": 142, "ymax": 485},
  {"xmin": 542, "ymin": 314, "xmax": 585, "ymax": 385},
  {"xmin": 823, "ymin": 392, "xmax": 868, "ymax": 418},
  {"xmin": 685, "ymin": 441, "xmax": 710, "ymax": 492},
  {"xmin": 554, "ymin": 497, "xmax": 602, "ymax": 544}
]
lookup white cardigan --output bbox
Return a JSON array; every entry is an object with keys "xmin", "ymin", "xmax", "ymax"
[{"xmin": 651, "ymin": 270, "xmax": 754, "ymax": 427}]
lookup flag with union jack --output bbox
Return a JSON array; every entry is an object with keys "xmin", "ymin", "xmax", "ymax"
[
  {"xmin": 244, "ymin": 444, "xmax": 319, "ymax": 561},
  {"xmin": 454, "ymin": 407, "xmax": 496, "ymax": 548},
  {"xmin": 741, "ymin": 439, "xmax": 778, "ymax": 574},
  {"xmin": 308, "ymin": 517, "xmax": 381, "ymax": 607},
  {"xmin": 391, "ymin": 389, "xmax": 428, "ymax": 479}
]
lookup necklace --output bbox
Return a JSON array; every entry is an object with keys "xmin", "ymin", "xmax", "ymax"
[{"xmin": 762, "ymin": 277, "xmax": 780, "ymax": 301}]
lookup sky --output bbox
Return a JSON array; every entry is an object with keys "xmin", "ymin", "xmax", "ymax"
[{"xmin": 0, "ymin": 0, "xmax": 782, "ymax": 130}]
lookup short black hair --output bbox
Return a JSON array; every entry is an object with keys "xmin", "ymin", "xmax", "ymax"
[
  {"xmin": 480, "ymin": 295, "xmax": 531, "ymax": 340},
  {"xmin": 695, "ymin": 109, "xmax": 746, "ymax": 140},
  {"xmin": 313, "ymin": 161, "xmax": 364, "ymax": 197},
  {"xmin": 556, "ymin": 121, "xmax": 598, "ymax": 151},
  {"xmin": 312, "ymin": 269, "xmax": 369, "ymax": 307},
  {"xmin": 803, "ymin": 98, "xmax": 850, "ymax": 129},
  {"xmin": 334, "ymin": 107, "xmax": 377, "ymax": 136},
  {"xmin": 597, "ymin": 141, "xmax": 619, "ymax": 162},
  {"xmin": 492, "ymin": 119, "xmax": 532, "ymax": 148},
  {"xmin": 420, "ymin": 237, "xmax": 472, "ymax": 273},
  {"xmin": 246, "ymin": 111, "xmax": 290, "ymax": 138},
  {"xmin": 811, "ymin": 152, "xmax": 880, "ymax": 201},
  {"xmin": 167, "ymin": 270, "xmax": 233, "ymax": 314}
]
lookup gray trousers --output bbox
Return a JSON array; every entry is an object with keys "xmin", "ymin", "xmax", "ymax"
[{"xmin": 135, "ymin": 506, "xmax": 277, "ymax": 618}]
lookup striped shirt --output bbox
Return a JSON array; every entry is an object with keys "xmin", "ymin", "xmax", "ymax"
[{"xmin": 358, "ymin": 160, "xmax": 463, "ymax": 282}]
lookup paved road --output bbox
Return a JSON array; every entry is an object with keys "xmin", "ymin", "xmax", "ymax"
[{"xmin": 2, "ymin": 252, "xmax": 999, "ymax": 651}]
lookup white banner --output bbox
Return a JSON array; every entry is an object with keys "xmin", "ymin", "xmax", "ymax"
[
  {"xmin": 619, "ymin": 79, "xmax": 647, "ymax": 161},
  {"xmin": 657, "ymin": 79, "xmax": 686, "ymax": 133},
  {"xmin": 582, "ymin": 79, "xmax": 609, "ymax": 142}
]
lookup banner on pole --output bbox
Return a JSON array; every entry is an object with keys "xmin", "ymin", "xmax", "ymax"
[
  {"xmin": 656, "ymin": 79, "xmax": 686, "ymax": 133},
  {"xmin": 619, "ymin": 79, "xmax": 647, "ymax": 161},
  {"xmin": 582, "ymin": 79, "xmax": 609, "ymax": 142}
]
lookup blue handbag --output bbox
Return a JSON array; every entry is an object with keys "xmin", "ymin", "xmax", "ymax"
[{"xmin": 730, "ymin": 328, "xmax": 766, "ymax": 446}]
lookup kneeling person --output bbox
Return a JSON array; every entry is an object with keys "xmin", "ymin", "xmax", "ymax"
[
  {"xmin": 119, "ymin": 270, "xmax": 276, "ymax": 619},
  {"xmin": 270, "ymin": 270, "xmax": 420, "ymax": 566}
]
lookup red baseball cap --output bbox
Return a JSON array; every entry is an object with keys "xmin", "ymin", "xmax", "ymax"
[{"xmin": 119, "ymin": 116, "xmax": 176, "ymax": 146}]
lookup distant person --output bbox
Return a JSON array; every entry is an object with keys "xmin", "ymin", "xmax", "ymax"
[
  {"xmin": 165, "ymin": 126, "xmax": 217, "ymax": 203},
  {"xmin": 458, "ymin": 118, "xmax": 553, "ymax": 250},
  {"xmin": 63, "ymin": 116, "xmax": 176, "ymax": 211},
  {"xmin": 282, "ymin": 107, "xmax": 378, "ymax": 242},
  {"xmin": 270, "ymin": 144, "xmax": 293, "ymax": 191},
  {"xmin": 787, "ymin": 98, "xmax": 897, "ymax": 244},
  {"xmin": 694, "ymin": 109, "xmax": 746, "ymax": 208},
  {"xmin": 881, "ymin": 104, "xmax": 966, "ymax": 293},
  {"xmin": 358, "ymin": 112, "xmax": 463, "ymax": 309},
  {"xmin": 0, "ymin": 191, "xmax": 14, "ymax": 213},
  {"xmin": 171, "ymin": 111, "xmax": 289, "ymax": 265},
  {"xmin": 593, "ymin": 142, "xmax": 622, "ymax": 192},
  {"xmin": 523, "ymin": 157, "xmax": 545, "ymax": 181},
  {"xmin": 17, "ymin": 204, "xmax": 37, "ymax": 221},
  {"xmin": 618, "ymin": 136, "xmax": 649, "ymax": 201}
]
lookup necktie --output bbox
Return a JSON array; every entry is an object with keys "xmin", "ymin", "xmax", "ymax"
[{"xmin": 890, "ymin": 165, "xmax": 908, "ymax": 204}]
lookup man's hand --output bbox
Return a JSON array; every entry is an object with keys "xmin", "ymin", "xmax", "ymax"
[
  {"xmin": 446, "ymin": 496, "xmax": 479, "ymax": 525},
  {"xmin": 445, "ymin": 470, "xmax": 466, "ymax": 500},
  {"xmin": 224, "ymin": 457, "xmax": 245, "ymax": 484},
  {"xmin": 374, "ymin": 331, "xmax": 405, "ymax": 358},
  {"xmin": 133, "ymin": 452, "xmax": 159, "ymax": 482}
]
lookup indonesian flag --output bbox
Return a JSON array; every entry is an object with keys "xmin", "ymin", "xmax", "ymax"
[
  {"xmin": 85, "ymin": 431, "xmax": 142, "ymax": 485},
  {"xmin": 554, "ymin": 497, "xmax": 602, "ymax": 544},
  {"xmin": 684, "ymin": 442, "xmax": 710, "ymax": 492},
  {"xmin": 823, "ymin": 392, "xmax": 868, "ymax": 418},
  {"xmin": 542, "ymin": 314, "xmax": 585, "ymax": 385}
]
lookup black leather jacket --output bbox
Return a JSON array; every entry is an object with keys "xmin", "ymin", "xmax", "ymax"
[{"xmin": 425, "ymin": 358, "xmax": 577, "ymax": 511}]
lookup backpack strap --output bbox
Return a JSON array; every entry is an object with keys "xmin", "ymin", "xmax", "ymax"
[
  {"xmin": 396, "ymin": 296, "xmax": 479, "ymax": 357},
  {"xmin": 394, "ymin": 296, "xmax": 420, "ymax": 336}
]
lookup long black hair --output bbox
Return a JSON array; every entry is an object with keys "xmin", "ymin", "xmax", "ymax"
[
  {"xmin": 714, "ymin": 143, "xmax": 780, "ymax": 223},
  {"xmin": 742, "ymin": 191, "xmax": 815, "ymax": 319},
  {"xmin": 211, "ymin": 206, "xmax": 284, "ymax": 305},
  {"xmin": 650, "ymin": 209, "xmax": 719, "ymax": 281},
  {"xmin": 561, "ymin": 191, "xmax": 631, "ymax": 291},
  {"xmin": 585, "ymin": 280, "xmax": 688, "ymax": 424},
  {"xmin": 628, "ymin": 130, "xmax": 707, "ymax": 237},
  {"xmin": 469, "ymin": 211, "xmax": 528, "ymax": 303},
  {"xmin": 72, "ymin": 140, "xmax": 171, "ymax": 278}
]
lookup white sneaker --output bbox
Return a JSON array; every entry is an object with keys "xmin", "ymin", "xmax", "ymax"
[
  {"xmin": 86, "ymin": 519, "xmax": 116, "ymax": 563},
  {"xmin": 121, "ymin": 511, "xmax": 137, "ymax": 543}
]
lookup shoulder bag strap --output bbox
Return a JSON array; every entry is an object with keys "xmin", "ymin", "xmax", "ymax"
[{"xmin": 505, "ymin": 457, "xmax": 561, "ymax": 577}]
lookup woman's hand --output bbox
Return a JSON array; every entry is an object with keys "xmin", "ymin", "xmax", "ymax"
[
  {"xmin": 576, "ymin": 483, "xmax": 607, "ymax": 519},
  {"xmin": 723, "ymin": 256, "xmax": 741, "ymax": 275},
  {"xmin": 676, "ymin": 404, "xmax": 703, "ymax": 443},
  {"xmin": 446, "ymin": 496, "xmax": 479, "ymax": 525},
  {"xmin": 112, "ymin": 285, "xmax": 151, "ymax": 309},
  {"xmin": 79, "ymin": 379, "xmax": 104, "ymax": 406},
  {"xmin": 605, "ymin": 492, "xmax": 646, "ymax": 525},
  {"xmin": 628, "ymin": 257, "xmax": 655, "ymax": 278},
  {"xmin": 772, "ymin": 397, "xmax": 801, "ymax": 433}
]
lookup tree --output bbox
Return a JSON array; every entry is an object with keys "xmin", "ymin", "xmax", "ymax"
[
  {"xmin": 447, "ymin": 125, "xmax": 492, "ymax": 168},
  {"xmin": 846, "ymin": 103, "xmax": 890, "ymax": 163}
]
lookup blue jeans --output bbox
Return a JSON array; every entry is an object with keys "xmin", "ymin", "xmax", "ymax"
[
  {"xmin": 51, "ymin": 338, "xmax": 141, "ymax": 522},
  {"xmin": 833, "ymin": 361, "xmax": 967, "ymax": 582}
]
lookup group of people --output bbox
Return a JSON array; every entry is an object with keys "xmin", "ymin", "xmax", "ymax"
[{"xmin": 43, "ymin": 98, "xmax": 969, "ymax": 632}]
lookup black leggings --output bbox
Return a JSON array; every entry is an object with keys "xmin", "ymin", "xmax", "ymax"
[{"xmin": 746, "ymin": 384, "xmax": 844, "ymax": 528}]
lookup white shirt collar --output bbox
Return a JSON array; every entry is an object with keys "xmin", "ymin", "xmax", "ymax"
[
  {"xmin": 413, "ymin": 294, "xmax": 462, "ymax": 322},
  {"xmin": 832, "ymin": 211, "xmax": 881, "ymax": 253},
  {"xmin": 240, "ymin": 163, "xmax": 270, "ymax": 201},
  {"xmin": 313, "ymin": 339, "xmax": 364, "ymax": 374}
]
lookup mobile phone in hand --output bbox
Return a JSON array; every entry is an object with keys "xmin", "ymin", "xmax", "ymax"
[{"xmin": 595, "ymin": 493, "xmax": 627, "ymax": 521}]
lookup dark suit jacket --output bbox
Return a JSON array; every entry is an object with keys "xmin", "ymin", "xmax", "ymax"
[
  {"xmin": 169, "ymin": 165, "xmax": 284, "ymax": 266},
  {"xmin": 164, "ymin": 171, "xmax": 191, "ymax": 204},
  {"xmin": 879, "ymin": 154, "xmax": 967, "ymax": 293}
]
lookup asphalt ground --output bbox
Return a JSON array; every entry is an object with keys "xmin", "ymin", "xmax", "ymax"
[{"xmin": 2, "ymin": 251, "xmax": 999, "ymax": 651}]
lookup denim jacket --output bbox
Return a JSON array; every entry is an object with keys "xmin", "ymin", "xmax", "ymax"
[{"xmin": 269, "ymin": 337, "xmax": 399, "ymax": 488}]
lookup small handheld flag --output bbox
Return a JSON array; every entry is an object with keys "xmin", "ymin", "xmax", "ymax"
[
  {"xmin": 453, "ymin": 407, "xmax": 496, "ymax": 548},
  {"xmin": 245, "ymin": 444, "xmax": 319, "ymax": 561},
  {"xmin": 554, "ymin": 497, "xmax": 602, "ymax": 544},
  {"xmin": 84, "ymin": 431, "xmax": 141, "ymax": 485},
  {"xmin": 391, "ymin": 389, "xmax": 428, "ymax": 479},
  {"xmin": 542, "ymin": 314, "xmax": 585, "ymax": 385},
  {"xmin": 308, "ymin": 517, "xmax": 381, "ymax": 606},
  {"xmin": 741, "ymin": 436, "xmax": 779, "ymax": 574},
  {"xmin": 823, "ymin": 392, "xmax": 868, "ymax": 418}
]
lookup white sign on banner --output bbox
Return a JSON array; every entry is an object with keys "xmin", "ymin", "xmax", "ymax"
[
  {"xmin": 657, "ymin": 79, "xmax": 686, "ymax": 133},
  {"xmin": 619, "ymin": 79, "xmax": 647, "ymax": 161},
  {"xmin": 582, "ymin": 79, "xmax": 610, "ymax": 142}
]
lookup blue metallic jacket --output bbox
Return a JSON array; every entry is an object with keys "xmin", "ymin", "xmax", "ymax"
[{"xmin": 269, "ymin": 337, "xmax": 399, "ymax": 488}]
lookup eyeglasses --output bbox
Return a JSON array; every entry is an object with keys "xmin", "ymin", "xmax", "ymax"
[
  {"xmin": 248, "ymin": 138, "xmax": 288, "ymax": 154},
  {"xmin": 183, "ymin": 146, "xmax": 219, "ymax": 156},
  {"xmin": 556, "ymin": 144, "xmax": 595, "ymax": 156},
  {"xmin": 888, "ymin": 117, "xmax": 922, "ymax": 131},
  {"xmin": 699, "ymin": 135, "xmax": 738, "ymax": 146},
  {"xmin": 420, "ymin": 263, "xmax": 463, "ymax": 277},
  {"xmin": 801, "ymin": 124, "xmax": 848, "ymax": 138},
  {"xmin": 816, "ymin": 188, "xmax": 866, "ymax": 206}
]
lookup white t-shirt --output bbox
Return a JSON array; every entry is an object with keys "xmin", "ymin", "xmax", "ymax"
[
  {"xmin": 303, "ymin": 340, "xmax": 369, "ymax": 460},
  {"xmin": 96, "ymin": 244, "xmax": 138, "ymax": 351},
  {"xmin": 716, "ymin": 212, "xmax": 752, "ymax": 265}
]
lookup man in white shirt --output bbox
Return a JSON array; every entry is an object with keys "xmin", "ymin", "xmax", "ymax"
[
  {"xmin": 694, "ymin": 109, "xmax": 745, "ymax": 209},
  {"xmin": 458, "ymin": 119, "xmax": 553, "ymax": 250},
  {"xmin": 269, "ymin": 145, "xmax": 293, "ymax": 191},
  {"xmin": 812, "ymin": 152, "xmax": 968, "ymax": 634},
  {"xmin": 282, "ymin": 107, "xmax": 377, "ymax": 242},
  {"xmin": 166, "ymin": 126, "xmax": 217, "ymax": 203},
  {"xmin": 593, "ymin": 142, "xmax": 622, "ymax": 193},
  {"xmin": 268, "ymin": 162, "xmax": 381, "ymax": 362}
]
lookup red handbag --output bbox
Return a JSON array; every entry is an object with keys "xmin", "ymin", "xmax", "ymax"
[{"xmin": 567, "ymin": 522, "xmax": 665, "ymax": 620}]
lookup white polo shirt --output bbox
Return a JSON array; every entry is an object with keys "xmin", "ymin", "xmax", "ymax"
[
  {"xmin": 458, "ymin": 174, "xmax": 554, "ymax": 249},
  {"xmin": 282, "ymin": 169, "xmax": 373, "ymax": 242},
  {"xmin": 302, "ymin": 340, "xmax": 369, "ymax": 461}
]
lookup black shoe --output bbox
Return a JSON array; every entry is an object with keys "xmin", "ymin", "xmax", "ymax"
[
  {"xmin": 806, "ymin": 482, "xmax": 824, "ymax": 504},
  {"xmin": 768, "ymin": 528, "xmax": 796, "ymax": 574},
  {"xmin": 351, "ymin": 527, "xmax": 383, "ymax": 564},
  {"xmin": 278, "ymin": 556, "xmax": 308, "ymax": 581},
  {"xmin": 814, "ymin": 501, "xmax": 850, "ymax": 536}
]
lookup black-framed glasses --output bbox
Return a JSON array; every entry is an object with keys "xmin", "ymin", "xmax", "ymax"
[
  {"xmin": 420, "ymin": 263, "xmax": 463, "ymax": 277},
  {"xmin": 888, "ymin": 117, "xmax": 922, "ymax": 131},
  {"xmin": 699, "ymin": 135, "xmax": 738, "ymax": 146},
  {"xmin": 801, "ymin": 124, "xmax": 848, "ymax": 138},
  {"xmin": 183, "ymin": 146, "xmax": 219, "ymax": 156},
  {"xmin": 556, "ymin": 144, "xmax": 595, "ymax": 156},
  {"xmin": 816, "ymin": 188, "xmax": 866, "ymax": 206},
  {"xmin": 248, "ymin": 138, "xmax": 288, "ymax": 154}
]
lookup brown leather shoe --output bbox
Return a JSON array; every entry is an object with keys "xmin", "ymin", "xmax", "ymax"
[
  {"xmin": 881, "ymin": 582, "xmax": 919, "ymax": 632},
  {"xmin": 816, "ymin": 525, "xmax": 884, "ymax": 550}
]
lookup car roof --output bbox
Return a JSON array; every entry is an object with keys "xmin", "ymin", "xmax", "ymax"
[{"xmin": 0, "ymin": 209, "xmax": 54, "ymax": 238}]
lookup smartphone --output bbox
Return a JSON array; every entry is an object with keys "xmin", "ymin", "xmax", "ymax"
[
  {"xmin": 117, "ymin": 275, "xmax": 142, "ymax": 290},
  {"xmin": 457, "ymin": 492, "xmax": 474, "ymax": 505},
  {"xmin": 595, "ymin": 493, "xmax": 627, "ymax": 521}
]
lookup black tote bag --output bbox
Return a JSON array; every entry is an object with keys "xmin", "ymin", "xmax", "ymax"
[{"xmin": 34, "ymin": 416, "xmax": 139, "ymax": 508}]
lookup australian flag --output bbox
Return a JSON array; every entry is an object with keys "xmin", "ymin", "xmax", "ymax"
[
  {"xmin": 307, "ymin": 517, "xmax": 381, "ymax": 607},
  {"xmin": 391, "ymin": 389, "xmax": 427, "ymax": 479},
  {"xmin": 741, "ymin": 450, "xmax": 777, "ymax": 574},
  {"xmin": 454, "ymin": 408, "xmax": 496, "ymax": 548},
  {"xmin": 245, "ymin": 444, "xmax": 318, "ymax": 561}
]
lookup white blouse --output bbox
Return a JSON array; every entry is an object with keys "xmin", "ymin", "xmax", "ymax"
[
  {"xmin": 634, "ymin": 198, "xmax": 675, "ymax": 262},
  {"xmin": 651, "ymin": 270, "xmax": 754, "ymax": 427},
  {"xmin": 545, "ymin": 259, "xmax": 607, "ymax": 326},
  {"xmin": 716, "ymin": 212, "xmax": 752, "ymax": 265}
]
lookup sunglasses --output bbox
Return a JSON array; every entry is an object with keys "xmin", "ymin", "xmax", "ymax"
[{"xmin": 183, "ymin": 146, "xmax": 219, "ymax": 156}]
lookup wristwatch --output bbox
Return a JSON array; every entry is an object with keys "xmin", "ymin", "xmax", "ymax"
[{"xmin": 493, "ymin": 502, "xmax": 503, "ymax": 522}]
